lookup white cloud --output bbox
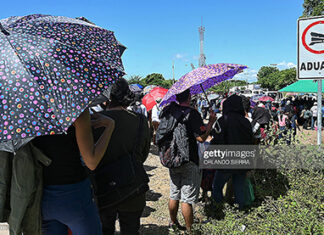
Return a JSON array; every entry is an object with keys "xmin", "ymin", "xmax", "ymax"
[
  {"xmin": 234, "ymin": 68, "xmax": 258, "ymax": 83},
  {"xmin": 192, "ymin": 55, "xmax": 199, "ymax": 60},
  {"xmin": 174, "ymin": 53, "xmax": 186, "ymax": 60},
  {"xmin": 276, "ymin": 61, "xmax": 297, "ymax": 70}
]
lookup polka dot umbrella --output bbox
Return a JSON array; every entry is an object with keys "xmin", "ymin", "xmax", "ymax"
[{"xmin": 0, "ymin": 14, "xmax": 124, "ymax": 152}]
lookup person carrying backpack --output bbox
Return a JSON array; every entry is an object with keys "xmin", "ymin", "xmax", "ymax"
[{"xmin": 155, "ymin": 89, "xmax": 216, "ymax": 233}]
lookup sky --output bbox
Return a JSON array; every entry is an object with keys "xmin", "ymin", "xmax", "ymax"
[{"xmin": 0, "ymin": 0, "xmax": 305, "ymax": 82}]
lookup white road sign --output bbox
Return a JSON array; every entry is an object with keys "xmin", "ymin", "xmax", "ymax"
[{"xmin": 298, "ymin": 16, "xmax": 324, "ymax": 79}]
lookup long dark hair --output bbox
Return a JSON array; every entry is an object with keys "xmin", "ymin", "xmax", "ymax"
[{"xmin": 109, "ymin": 78, "xmax": 135, "ymax": 108}]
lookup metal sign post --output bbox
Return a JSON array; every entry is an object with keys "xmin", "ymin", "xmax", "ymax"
[
  {"xmin": 318, "ymin": 80, "xmax": 322, "ymax": 146},
  {"xmin": 298, "ymin": 16, "xmax": 324, "ymax": 147}
]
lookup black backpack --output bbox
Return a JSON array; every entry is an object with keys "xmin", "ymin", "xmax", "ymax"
[{"xmin": 156, "ymin": 107, "xmax": 192, "ymax": 168}]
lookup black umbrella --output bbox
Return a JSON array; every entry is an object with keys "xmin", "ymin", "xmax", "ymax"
[
  {"xmin": 0, "ymin": 14, "xmax": 124, "ymax": 152},
  {"xmin": 76, "ymin": 16, "xmax": 127, "ymax": 56}
]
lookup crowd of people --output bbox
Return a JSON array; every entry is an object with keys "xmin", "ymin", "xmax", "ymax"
[
  {"xmin": 1, "ymin": 76, "xmax": 324, "ymax": 235},
  {"xmin": 153, "ymin": 90, "xmax": 324, "ymax": 232}
]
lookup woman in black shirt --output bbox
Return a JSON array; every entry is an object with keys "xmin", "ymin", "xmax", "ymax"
[
  {"xmin": 93, "ymin": 79, "xmax": 151, "ymax": 235},
  {"xmin": 33, "ymin": 109, "xmax": 114, "ymax": 235}
]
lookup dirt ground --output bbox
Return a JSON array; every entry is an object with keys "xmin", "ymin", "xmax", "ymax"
[
  {"xmin": 138, "ymin": 145, "xmax": 172, "ymax": 235},
  {"xmin": 137, "ymin": 128, "xmax": 324, "ymax": 234}
]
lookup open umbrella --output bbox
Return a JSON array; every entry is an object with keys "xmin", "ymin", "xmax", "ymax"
[
  {"xmin": 142, "ymin": 87, "xmax": 168, "ymax": 111},
  {"xmin": 76, "ymin": 16, "xmax": 127, "ymax": 57},
  {"xmin": 207, "ymin": 93, "xmax": 219, "ymax": 101},
  {"xmin": 129, "ymin": 84, "xmax": 143, "ymax": 93},
  {"xmin": 160, "ymin": 63, "xmax": 247, "ymax": 106},
  {"xmin": 142, "ymin": 85, "xmax": 157, "ymax": 95},
  {"xmin": 0, "ymin": 14, "xmax": 124, "ymax": 152},
  {"xmin": 258, "ymin": 96, "xmax": 274, "ymax": 102}
]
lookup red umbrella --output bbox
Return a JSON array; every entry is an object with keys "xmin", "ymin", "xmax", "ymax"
[
  {"xmin": 142, "ymin": 87, "xmax": 168, "ymax": 111},
  {"xmin": 258, "ymin": 96, "xmax": 274, "ymax": 102}
]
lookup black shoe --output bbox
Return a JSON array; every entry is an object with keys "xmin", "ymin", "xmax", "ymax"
[{"xmin": 169, "ymin": 221, "xmax": 186, "ymax": 231}]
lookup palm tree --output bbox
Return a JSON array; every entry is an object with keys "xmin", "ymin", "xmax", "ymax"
[{"xmin": 127, "ymin": 75, "xmax": 143, "ymax": 85}]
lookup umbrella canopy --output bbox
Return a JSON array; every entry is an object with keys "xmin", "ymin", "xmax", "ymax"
[
  {"xmin": 258, "ymin": 96, "xmax": 274, "ymax": 102},
  {"xmin": 279, "ymin": 80, "xmax": 324, "ymax": 93},
  {"xmin": 251, "ymin": 94, "xmax": 266, "ymax": 102},
  {"xmin": 142, "ymin": 85, "xmax": 157, "ymax": 95},
  {"xmin": 142, "ymin": 87, "xmax": 168, "ymax": 111},
  {"xmin": 207, "ymin": 93, "xmax": 219, "ymax": 101},
  {"xmin": 0, "ymin": 14, "xmax": 124, "ymax": 152},
  {"xmin": 160, "ymin": 63, "xmax": 247, "ymax": 106},
  {"xmin": 76, "ymin": 16, "xmax": 127, "ymax": 57},
  {"xmin": 129, "ymin": 84, "xmax": 143, "ymax": 93}
]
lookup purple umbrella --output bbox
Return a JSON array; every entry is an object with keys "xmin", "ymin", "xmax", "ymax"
[{"xmin": 160, "ymin": 63, "xmax": 247, "ymax": 106}]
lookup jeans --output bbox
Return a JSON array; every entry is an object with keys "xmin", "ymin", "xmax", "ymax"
[
  {"xmin": 212, "ymin": 170, "xmax": 246, "ymax": 209},
  {"xmin": 303, "ymin": 118, "xmax": 310, "ymax": 129},
  {"xmin": 42, "ymin": 178, "xmax": 102, "ymax": 235},
  {"xmin": 99, "ymin": 207, "xmax": 143, "ymax": 235},
  {"xmin": 278, "ymin": 126, "xmax": 287, "ymax": 140},
  {"xmin": 311, "ymin": 117, "xmax": 317, "ymax": 129},
  {"xmin": 202, "ymin": 108, "xmax": 208, "ymax": 120}
]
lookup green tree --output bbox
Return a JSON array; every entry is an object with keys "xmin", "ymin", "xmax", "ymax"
[
  {"xmin": 141, "ymin": 73, "xmax": 173, "ymax": 88},
  {"xmin": 302, "ymin": 0, "xmax": 324, "ymax": 17},
  {"xmin": 257, "ymin": 66, "xmax": 279, "ymax": 89},
  {"xmin": 209, "ymin": 80, "xmax": 248, "ymax": 93},
  {"xmin": 257, "ymin": 67, "xmax": 297, "ymax": 90},
  {"xmin": 127, "ymin": 75, "xmax": 144, "ymax": 86},
  {"xmin": 273, "ymin": 68, "xmax": 297, "ymax": 90}
]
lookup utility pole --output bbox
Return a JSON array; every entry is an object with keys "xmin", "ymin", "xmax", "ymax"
[
  {"xmin": 198, "ymin": 17, "xmax": 206, "ymax": 67},
  {"xmin": 172, "ymin": 61, "xmax": 175, "ymax": 84}
]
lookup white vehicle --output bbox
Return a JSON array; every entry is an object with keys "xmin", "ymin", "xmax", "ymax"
[
  {"xmin": 265, "ymin": 91, "xmax": 283, "ymax": 101},
  {"xmin": 241, "ymin": 89, "xmax": 265, "ymax": 98}
]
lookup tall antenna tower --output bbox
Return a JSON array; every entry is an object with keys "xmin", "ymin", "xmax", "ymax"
[{"xmin": 198, "ymin": 17, "xmax": 206, "ymax": 67}]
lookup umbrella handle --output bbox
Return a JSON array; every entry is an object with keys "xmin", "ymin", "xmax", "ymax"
[
  {"xmin": 214, "ymin": 119, "xmax": 222, "ymax": 134},
  {"xmin": 200, "ymin": 84, "xmax": 211, "ymax": 107}
]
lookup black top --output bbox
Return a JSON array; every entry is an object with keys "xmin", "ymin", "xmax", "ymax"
[
  {"xmin": 93, "ymin": 109, "xmax": 151, "ymax": 167},
  {"xmin": 181, "ymin": 105, "xmax": 206, "ymax": 165},
  {"xmin": 211, "ymin": 95, "xmax": 253, "ymax": 145},
  {"xmin": 92, "ymin": 109, "xmax": 151, "ymax": 211},
  {"xmin": 33, "ymin": 126, "xmax": 87, "ymax": 185}
]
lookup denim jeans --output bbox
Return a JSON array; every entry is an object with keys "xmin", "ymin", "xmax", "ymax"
[
  {"xmin": 311, "ymin": 116, "xmax": 317, "ymax": 129},
  {"xmin": 42, "ymin": 178, "xmax": 102, "ymax": 235},
  {"xmin": 278, "ymin": 126, "xmax": 287, "ymax": 140},
  {"xmin": 212, "ymin": 170, "xmax": 246, "ymax": 209}
]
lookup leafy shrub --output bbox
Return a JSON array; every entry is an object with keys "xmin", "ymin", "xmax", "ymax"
[
  {"xmin": 188, "ymin": 130, "xmax": 324, "ymax": 234},
  {"xmin": 190, "ymin": 169, "xmax": 323, "ymax": 234}
]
